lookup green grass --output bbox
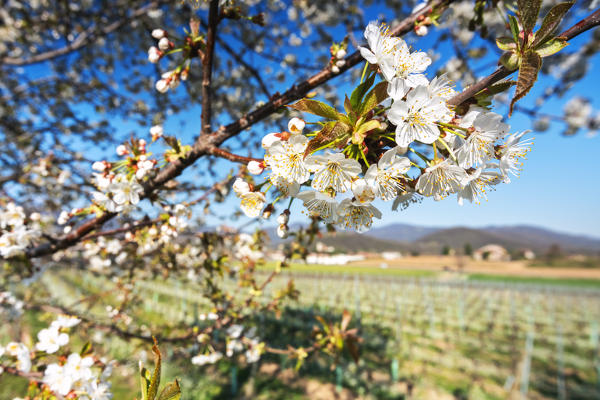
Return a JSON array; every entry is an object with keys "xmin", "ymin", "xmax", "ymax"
[
  {"xmin": 259, "ymin": 262, "xmax": 437, "ymax": 278},
  {"xmin": 260, "ymin": 262, "xmax": 600, "ymax": 288},
  {"xmin": 467, "ymin": 273, "xmax": 600, "ymax": 288}
]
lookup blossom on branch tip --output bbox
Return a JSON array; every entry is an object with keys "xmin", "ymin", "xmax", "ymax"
[
  {"xmin": 247, "ymin": 160, "xmax": 264, "ymax": 175},
  {"xmin": 151, "ymin": 29, "xmax": 166, "ymax": 39},
  {"xmin": 288, "ymin": 117, "xmax": 305, "ymax": 134},
  {"xmin": 240, "ymin": 192, "xmax": 266, "ymax": 218}
]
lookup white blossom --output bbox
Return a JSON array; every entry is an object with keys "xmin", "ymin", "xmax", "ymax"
[
  {"xmin": 36, "ymin": 327, "xmax": 69, "ymax": 354},
  {"xmin": 296, "ymin": 191, "xmax": 338, "ymax": 223},
  {"xmin": 304, "ymin": 153, "xmax": 361, "ymax": 192},
  {"xmin": 336, "ymin": 198, "xmax": 382, "ymax": 233},
  {"xmin": 233, "ymin": 178, "xmax": 250, "ymax": 196},
  {"xmin": 239, "ymin": 192, "xmax": 266, "ymax": 218},
  {"xmin": 416, "ymin": 159, "xmax": 468, "ymax": 200},
  {"xmin": 498, "ymin": 131, "xmax": 532, "ymax": 182},
  {"xmin": 265, "ymin": 134, "xmax": 310, "ymax": 184},
  {"xmin": 364, "ymin": 148, "xmax": 411, "ymax": 201},
  {"xmin": 388, "ymin": 85, "xmax": 451, "ymax": 146}
]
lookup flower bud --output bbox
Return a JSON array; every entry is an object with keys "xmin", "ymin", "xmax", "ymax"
[
  {"xmin": 158, "ymin": 37, "xmax": 170, "ymax": 51},
  {"xmin": 116, "ymin": 145, "xmax": 129, "ymax": 156},
  {"xmin": 57, "ymin": 210, "xmax": 70, "ymax": 225},
  {"xmin": 276, "ymin": 224, "xmax": 289, "ymax": 239},
  {"xmin": 335, "ymin": 59, "xmax": 346, "ymax": 68},
  {"xmin": 92, "ymin": 161, "xmax": 107, "ymax": 172},
  {"xmin": 147, "ymin": 46, "xmax": 161, "ymax": 63},
  {"xmin": 336, "ymin": 49, "xmax": 347, "ymax": 59},
  {"xmin": 247, "ymin": 160, "xmax": 264, "ymax": 175},
  {"xmin": 155, "ymin": 79, "xmax": 169, "ymax": 93},
  {"xmin": 331, "ymin": 65, "xmax": 340, "ymax": 74},
  {"xmin": 288, "ymin": 117, "xmax": 305, "ymax": 134},
  {"xmin": 152, "ymin": 29, "xmax": 166, "ymax": 39},
  {"xmin": 233, "ymin": 178, "xmax": 250, "ymax": 196},
  {"xmin": 150, "ymin": 125, "xmax": 163, "ymax": 141},
  {"xmin": 276, "ymin": 210, "xmax": 289, "ymax": 225},
  {"xmin": 415, "ymin": 25, "xmax": 428, "ymax": 36},
  {"xmin": 262, "ymin": 203, "xmax": 274, "ymax": 219}
]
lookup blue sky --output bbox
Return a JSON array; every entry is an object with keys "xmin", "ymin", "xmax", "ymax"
[
  {"xmin": 16, "ymin": 3, "xmax": 599, "ymax": 239},
  {"xmin": 207, "ymin": 9, "xmax": 600, "ymax": 239}
]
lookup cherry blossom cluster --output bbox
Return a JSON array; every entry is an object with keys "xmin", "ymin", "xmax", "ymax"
[
  {"xmin": 192, "ymin": 323, "xmax": 262, "ymax": 367},
  {"xmin": 0, "ymin": 291, "xmax": 24, "ymax": 319},
  {"xmin": 0, "ymin": 316, "xmax": 113, "ymax": 399},
  {"xmin": 233, "ymin": 22, "xmax": 532, "ymax": 233},
  {"xmin": 85, "ymin": 134, "xmax": 163, "ymax": 216},
  {"xmin": 0, "ymin": 202, "xmax": 41, "ymax": 258}
]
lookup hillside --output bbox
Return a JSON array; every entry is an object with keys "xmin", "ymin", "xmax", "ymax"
[
  {"xmin": 313, "ymin": 232, "xmax": 406, "ymax": 253},
  {"xmin": 366, "ymin": 223, "xmax": 439, "ymax": 242},
  {"xmin": 265, "ymin": 223, "xmax": 599, "ymax": 255},
  {"xmin": 416, "ymin": 227, "xmax": 526, "ymax": 253}
]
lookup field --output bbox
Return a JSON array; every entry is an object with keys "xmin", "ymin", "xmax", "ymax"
[{"xmin": 2, "ymin": 262, "xmax": 600, "ymax": 399}]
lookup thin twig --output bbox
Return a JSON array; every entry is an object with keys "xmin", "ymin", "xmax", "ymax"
[{"xmin": 201, "ymin": 0, "xmax": 220, "ymax": 134}]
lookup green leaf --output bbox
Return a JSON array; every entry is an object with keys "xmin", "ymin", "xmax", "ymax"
[
  {"xmin": 350, "ymin": 73, "xmax": 375, "ymax": 110},
  {"xmin": 535, "ymin": 37, "xmax": 568, "ymax": 57},
  {"xmin": 157, "ymin": 380, "xmax": 182, "ymax": 400},
  {"xmin": 509, "ymin": 51, "xmax": 541, "ymax": 116},
  {"xmin": 517, "ymin": 0, "xmax": 542, "ymax": 33},
  {"xmin": 139, "ymin": 365, "xmax": 150, "ymax": 400},
  {"xmin": 479, "ymin": 81, "xmax": 516, "ymax": 97},
  {"xmin": 148, "ymin": 341, "xmax": 162, "ymax": 400},
  {"xmin": 80, "ymin": 341, "xmax": 92, "ymax": 356},
  {"xmin": 496, "ymin": 36, "xmax": 517, "ymax": 51},
  {"xmin": 474, "ymin": 81, "xmax": 516, "ymax": 109},
  {"xmin": 532, "ymin": 2, "xmax": 574, "ymax": 47},
  {"xmin": 499, "ymin": 51, "xmax": 519, "ymax": 71},
  {"xmin": 357, "ymin": 81, "xmax": 388, "ymax": 116},
  {"xmin": 288, "ymin": 99, "xmax": 345, "ymax": 122},
  {"xmin": 343, "ymin": 95, "xmax": 352, "ymax": 115},
  {"xmin": 304, "ymin": 122, "xmax": 351, "ymax": 157},
  {"xmin": 508, "ymin": 15, "xmax": 520, "ymax": 44},
  {"xmin": 352, "ymin": 120, "xmax": 381, "ymax": 145}
]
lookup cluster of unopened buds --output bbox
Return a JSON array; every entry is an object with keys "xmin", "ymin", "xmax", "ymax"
[
  {"xmin": 329, "ymin": 42, "xmax": 347, "ymax": 74},
  {"xmin": 148, "ymin": 28, "xmax": 190, "ymax": 93},
  {"xmin": 233, "ymin": 21, "xmax": 532, "ymax": 233},
  {"xmin": 413, "ymin": 2, "xmax": 432, "ymax": 36},
  {"xmin": 147, "ymin": 29, "xmax": 170, "ymax": 63}
]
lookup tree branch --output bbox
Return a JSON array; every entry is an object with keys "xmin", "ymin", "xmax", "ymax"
[
  {"xmin": 201, "ymin": 0, "xmax": 220, "ymax": 134},
  {"xmin": 19, "ymin": 0, "xmax": 455, "ymax": 260},
  {"xmin": 448, "ymin": 7, "xmax": 600, "ymax": 107},
  {"xmin": 208, "ymin": 146, "xmax": 262, "ymax": 164},
  {"xmin": 0, "ymin": 1, "xmax": 162, "ymax": 66}
]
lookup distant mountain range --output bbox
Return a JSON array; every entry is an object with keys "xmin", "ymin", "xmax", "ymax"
[{"xmin": 269, "ymin": 223, "xmax": 600, "ymax": 255}]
